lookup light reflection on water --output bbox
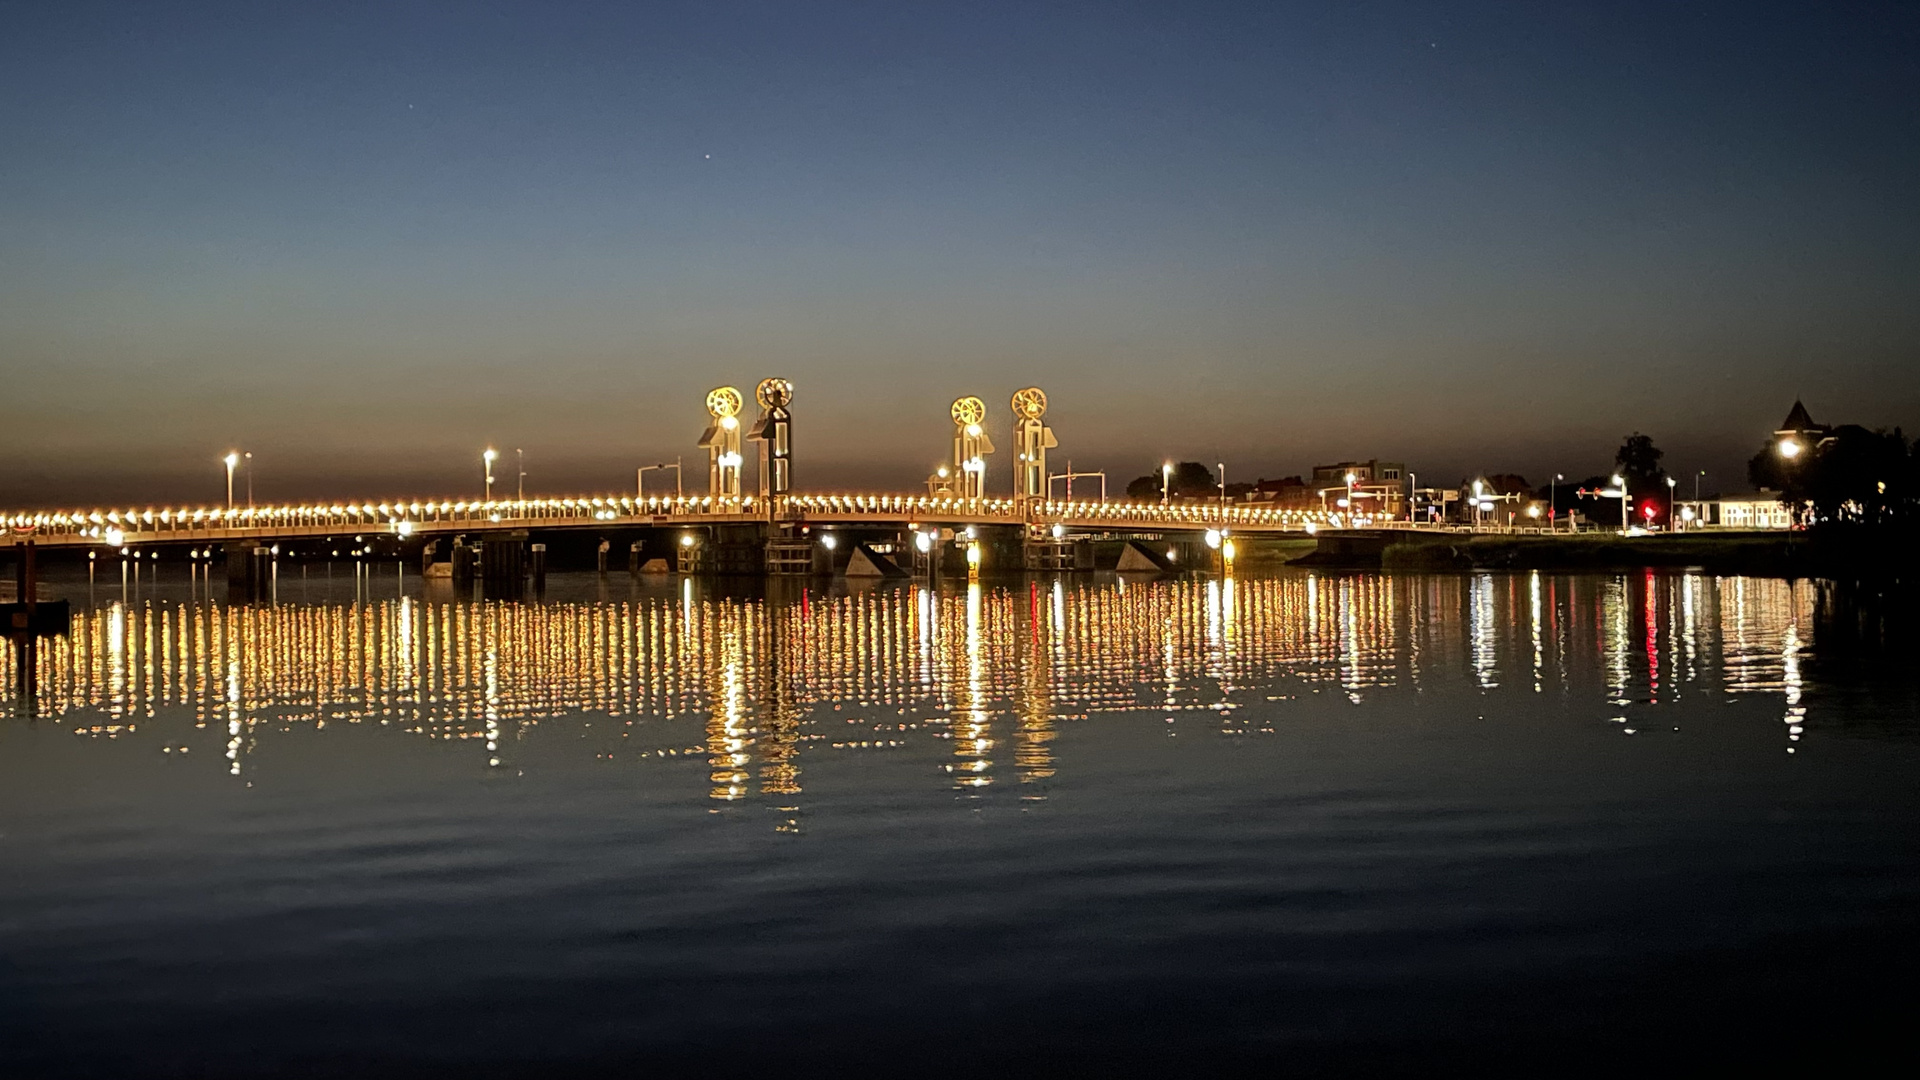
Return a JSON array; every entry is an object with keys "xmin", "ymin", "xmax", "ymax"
[
  {"xmin": 4, "ymin": 570, "xmax": 1820, "ymax": 795},
  {"xmin": 7, "ymin": 568, "xmax": 1917, "ymax": 1073}
]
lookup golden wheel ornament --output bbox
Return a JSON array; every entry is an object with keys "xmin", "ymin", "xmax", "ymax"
[
  {"xmin": 1011, "ymin": 387, "xmax": 1048, "ymax": 421},
  {"xmin": 755, "ymin": 378, "xmax": 794, "ymax": 410},
  {"xmin": 951, "ymin": 396, "xmax": 986, "ymax": 427},
  {"xmin": 705, "ymin": 386, "xmax": 743, "ymax": 419}
]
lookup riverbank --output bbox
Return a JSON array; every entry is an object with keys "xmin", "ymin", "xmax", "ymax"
[{"xmin": 1276, "ymin": 529, "xmax": 1912, "ymax": 580}]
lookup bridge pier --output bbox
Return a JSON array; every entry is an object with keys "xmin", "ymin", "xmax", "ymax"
[
  {"xmin": 477, "ymin": 532, "xmax": 528, "ymax": 598},
  {"xmin": 224, "ymin": 541, "xmax": 272, "ymax": 601},
  {"xmin": 1022, "ymin": 535, "xmax": 1093, "ymax": 571}
]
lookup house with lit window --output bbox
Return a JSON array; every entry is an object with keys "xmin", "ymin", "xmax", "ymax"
[
  {"xmin": 1310, "ymin": 460, "xmax": 1408, "ymax": 519},
  {"xmin": 1678, "ymin": 493, "xmax": 1794, "ymax": 530}
]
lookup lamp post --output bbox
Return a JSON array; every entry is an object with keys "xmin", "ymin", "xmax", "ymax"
[
  {"xmin": 1777, "ymin": 439, "xmax": 1807, "ymax": 526},
  {"xmin": 1345, "ymin": 471, "xmax": 1356, "ymax": 523},
  {"xmin": 483, "ymin": 448, "xmax": 497, "ymax": 503},
  {"xmin": 244, "ymin": 452, "xmax": 253, "ymax": 509},
  {"xmin": 1550, "ymin": 473, "xmax": 1563, "ymax": 532},
  {"xmin": 223, "ymin": 452, "xmax": 239, "ymax": 510},
  {"xmin": 1612, "ymin": 474, "xmax": 1628, "ymax": 533},
  {"xmin": 1218, "ymin": 462, "xmax": 1226, "ymax": 523},
  {"xmin": 1666, "ymin": 476, "xmax": 1677, "ymax": 531},
  {"xmin": 516, "ymin": 449, "xmax": 525, "ymax": 501},
  {"xmin": 1162, "ymin": 462, "xmax": 1173, "ymax": 507}
]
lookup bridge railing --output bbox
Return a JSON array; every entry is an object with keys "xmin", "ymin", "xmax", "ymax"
[{"xmin": 8, "ymin": 492, "xmax": 1488, "ymax": 548}]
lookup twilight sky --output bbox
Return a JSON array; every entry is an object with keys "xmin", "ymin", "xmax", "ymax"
[{"xmin": 2, "ymin": 1, "xmax": 1916, "ymax": 505}]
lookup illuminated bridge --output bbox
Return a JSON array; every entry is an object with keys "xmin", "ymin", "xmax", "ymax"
[
  {"xmin": 1, "ymin": 492, "xmax": 1327, "ymax": 550},
  {"xmin": 2, "ymin": 380, "xmax": 1384, "ymax": 582}
]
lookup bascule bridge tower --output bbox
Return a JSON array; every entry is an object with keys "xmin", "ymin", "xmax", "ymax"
[
  {"xmin": 946, "ymin": 396, "xmax": 993, "ymax": 500},
  {"xmin": 698, "ymin": 386, "xmax": 744, "ymax": 499},
  {"xmin": 748, "ymin": 378, "xmax": 795, "ymax": 498},
  {"xmin": 1011, "ymin": 387, "xmax": 1057, "ymax": 513}
]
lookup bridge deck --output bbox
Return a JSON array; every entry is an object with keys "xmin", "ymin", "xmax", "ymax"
[{"xmin": 5, "ymin": 493, "xmax": 1367, "ymax": 549}]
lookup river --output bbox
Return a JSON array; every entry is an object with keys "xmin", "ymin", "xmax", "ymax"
[{"xmin": 3, "ymin": 568, "xmax": 1916, "ymax": 1074}]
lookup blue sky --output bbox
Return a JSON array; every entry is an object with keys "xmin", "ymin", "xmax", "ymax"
[{"xmin": 2, "ymin": 1, "xmax": 1915, "ymax": 503}]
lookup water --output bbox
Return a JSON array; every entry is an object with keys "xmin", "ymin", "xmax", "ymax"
[{"xmin": 4, "ymin": 568, "xmax": 1918, "ymax": 1074}]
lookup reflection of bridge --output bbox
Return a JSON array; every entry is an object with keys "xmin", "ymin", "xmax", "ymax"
[{"xmin": 6, "ymin": 574, "xmax": 1818, "ymax": 814}]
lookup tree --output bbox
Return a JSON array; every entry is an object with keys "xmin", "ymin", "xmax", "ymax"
[
  {"xmin": 1747, "ymin": 443, "xmax": 1795, "ymax": 494},
  {"xmin": 1800, "ymin": 425, "xmax": 1913, "ymax": 527},
  {"xmin": 1614, "ymin": 433, "xmax": 1667, "ymax": 491},
  {"xmin": 1123, "ymin": 461, "xmax": 1219, "ymax": 501},
  {"xmin": 1614, "ymin": 433, "xmax": 1668, "ymax": 524},
  {"xmin": 1534, "ymin": 476, "xmax": 1608, "ymax": 519}
]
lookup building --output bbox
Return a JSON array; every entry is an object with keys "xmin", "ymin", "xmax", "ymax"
[
  {"xmin": 1773, "ymin": 399, "xmax": 1831, "ymax": 462},
  {"xmin": 1242, "ymin": 476, "xmax": 1314, "ymax": 509},
  {"xmin": 1311, "ymin": 460, "xmax": 1408, "ymax": 519},
  {"xmin": 1679, "ymin": 494, "xmax": 1794, "ymax": 530},
  {"xmin": 1455, "ymin": 475, "xmax": 1541, "ymax": 527}
]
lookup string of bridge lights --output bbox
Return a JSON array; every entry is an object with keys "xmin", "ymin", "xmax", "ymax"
[{"xmin": 3, "ymin": 381, "xmax": 1368, "ymax": 548}]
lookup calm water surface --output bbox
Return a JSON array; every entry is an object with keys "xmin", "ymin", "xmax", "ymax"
[{"xmin": 4, "ymin": 568, "xmax": 1918, "ymax": 1075}]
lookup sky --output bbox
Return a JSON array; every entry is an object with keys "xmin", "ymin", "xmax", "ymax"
[{"xmin": 2, "ymin": 0, "xmax": 1916, "ymax": 505}]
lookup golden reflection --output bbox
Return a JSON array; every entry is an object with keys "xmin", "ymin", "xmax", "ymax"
[
  {"xmin": 950, "ymin": 581, "xmax": 994, "ymax": 790},
  {"xmin": 0, "ymin": 573, "xmax": 1837, "ymax": 813}
]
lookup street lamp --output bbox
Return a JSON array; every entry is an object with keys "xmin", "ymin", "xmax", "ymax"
[
  {"xmin": 516, "ymin": 448, "xmax": 525, "ymax": 501},
  {"xmin": 1611, "ymin": 474, "xmax": 1628, "ymax": 532},
  {"xmin": 1162, "ymin": 462, "xmax": 1173, "ymax": 506},
  {"xmin": 1345, "ymin": 471, "xmax": 1356, "ymax": 522},
  {"xmin": 1779, "ymin": 439, "xmax": 1802, "ymax": 459},
  {"xmin": 223, "ymin": 452, "xmax": 239, "ymax": 510},
  {"xmin": 244, "ymin": 452, "xmax": 253, "ymax": 509},
  {"xmin": 483, "ymin": 448, "xmax": 497, "ymax": 503},
  {"xmin": 1549, "ymin": 473, "xmax": 1564, "ymax": 532},
  {"xmin": 1666, "ymin": 476, "xmax": 1677, "ymax": 531}
]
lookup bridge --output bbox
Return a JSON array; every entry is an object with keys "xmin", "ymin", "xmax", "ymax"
[
  {"xmin": 3, "ymin": 380, "xmax": 1400, "ymax": 583},
  {"xmin": 1, "ymin": 492, "xmax": 1327, "ymax": 550}
]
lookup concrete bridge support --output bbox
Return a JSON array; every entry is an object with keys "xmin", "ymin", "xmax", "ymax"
[
  {"xmin": 224, "ymin": 541, "xmax": 271, "ymax": 601},
  {"xmin": 477, "ymin": 532, "xmax": 528, "ymax": 598},
  {"xmin": 1022, "ymin": 536, "xmax": 1093, "ymax": 571}
]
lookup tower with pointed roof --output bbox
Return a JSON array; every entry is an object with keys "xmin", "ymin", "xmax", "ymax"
[{"xmin": 1772, "ymin": 399, "xmax": 1830, "ymax": 460}]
